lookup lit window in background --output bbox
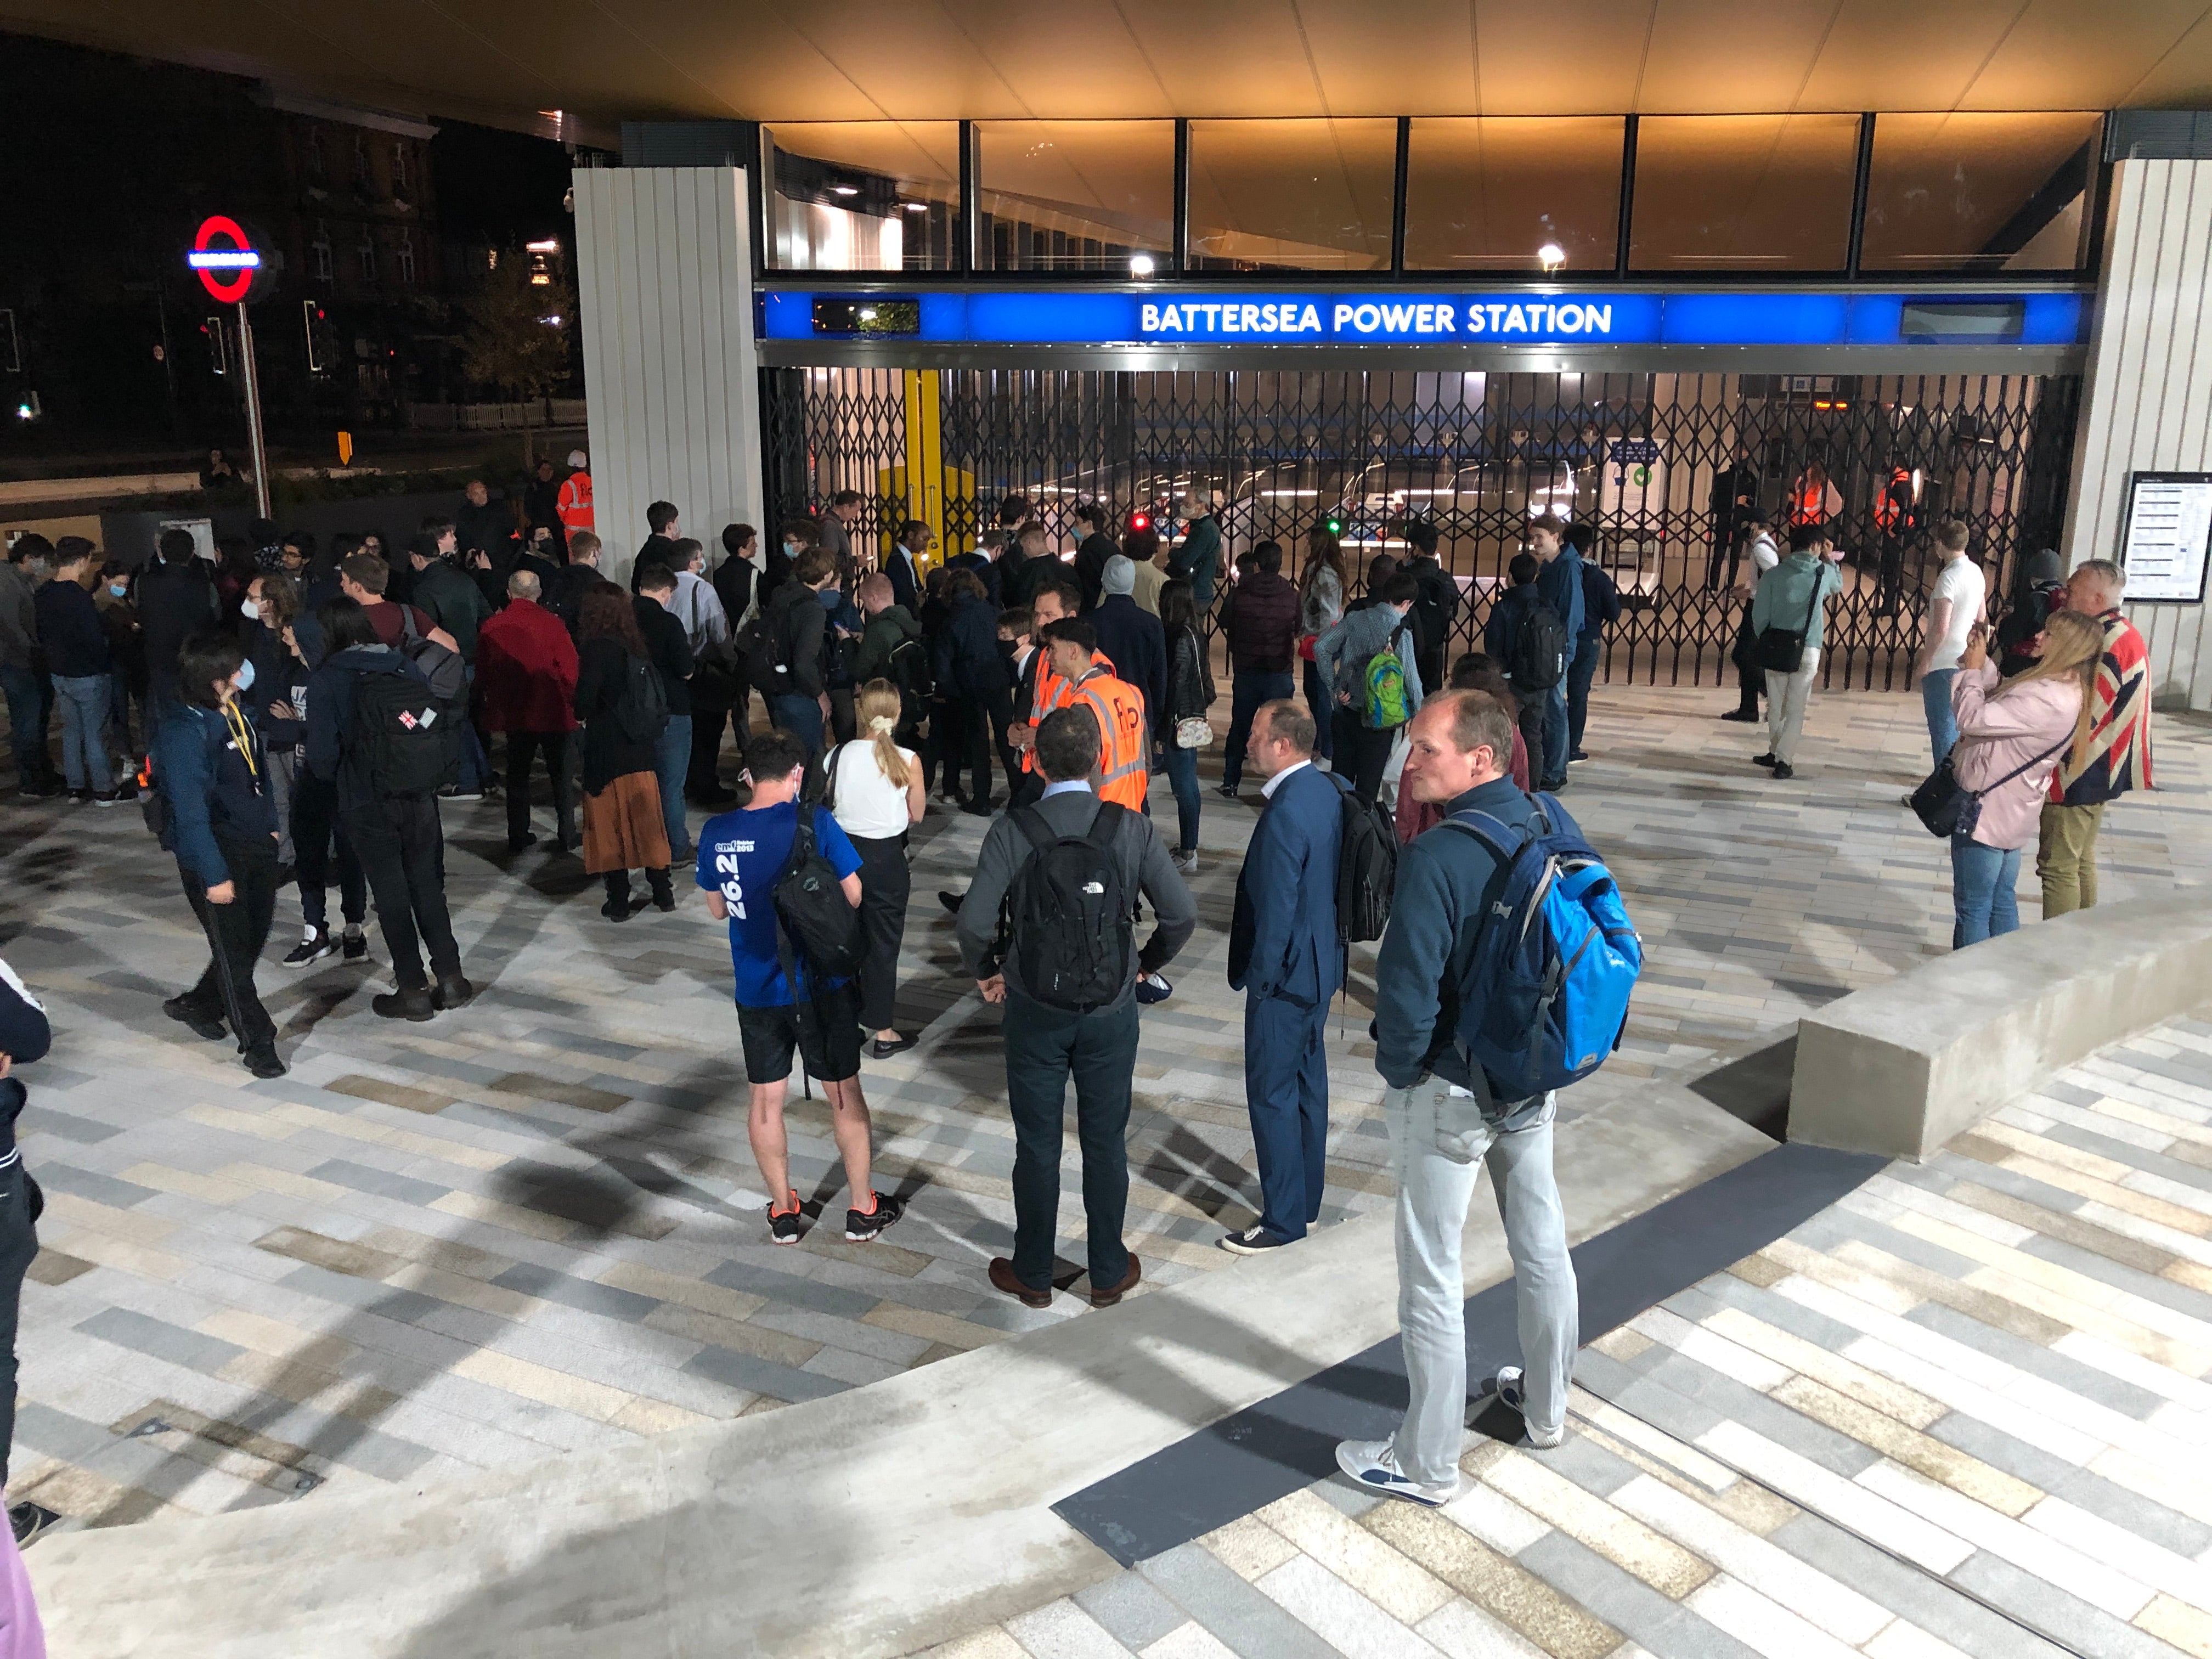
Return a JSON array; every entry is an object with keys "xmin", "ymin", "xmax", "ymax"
[
  {"xmin": 1630, "ymin": 115, "xmax": 1859, "ymax": 269},
  {"xmin": 1188, "ymin": 119, "xmax": 1396, "ymax": 271},
  {"xmin": 976, "ymin": 121, "xmax": 1174, "ymax": 272},
  {"xmin": 1403, "ymin": 117, "xmax": 1623, "ymax": 272},
  {"xmin": 764, "ymin": 123, "xmax": 959, "ymax": 272},
  {"xmin": 1859, "ymin": 112, "xmax": 2101, "ymax": 273}
]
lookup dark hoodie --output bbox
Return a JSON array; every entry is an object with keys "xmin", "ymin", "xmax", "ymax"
[
  {"xmin": 0, "ymin": 957, "xmax": 51, "ymax": 1167},
  {"xmin": 853, "ymin": 602, "xmax": 923, "ymax": 686}
]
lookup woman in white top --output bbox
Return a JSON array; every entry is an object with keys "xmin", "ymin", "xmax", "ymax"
[{"xmin": 828, "ymin": 681, "xmax": 926, "ymax": 1058}]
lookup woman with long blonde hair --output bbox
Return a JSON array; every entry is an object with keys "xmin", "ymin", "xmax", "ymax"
[
  {"xmin": 1945, "ymin": 607, "xmax": 2101, "ymax": 948},
  {"xmin": 827, "ymin": 680, "xmax": 926, "ymax": 1056}
]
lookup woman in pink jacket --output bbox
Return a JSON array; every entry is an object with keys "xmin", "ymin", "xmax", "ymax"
[{"xmin": 1946, "ymin": 609, "xmax": 2103, "ymax": 947}]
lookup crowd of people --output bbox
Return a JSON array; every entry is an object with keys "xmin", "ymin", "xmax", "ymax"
[{"xmin": 0, "ymin": 480, "xmax": 2165, "ymax": 1536}]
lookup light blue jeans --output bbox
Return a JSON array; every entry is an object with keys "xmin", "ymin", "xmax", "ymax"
[
  {"xmin": 1386, "ymin": 1078, "xmax": 1577, "ymax": 1484},
  {"xmin": 1922, "ymin": 668, "xmax": 1959, "ymax": 767},
  {"xmin": 1951, "ymin": 833, "xmax": 2022, "ymax": 949},
  {"xmin": 52, "ymin": 675, "xmax": 113, "ymax": 791}
]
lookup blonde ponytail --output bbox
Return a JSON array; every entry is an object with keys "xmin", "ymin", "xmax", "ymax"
[{"xmin": 856, "ymin": 680, "xmax": 911, "ymax": 790}]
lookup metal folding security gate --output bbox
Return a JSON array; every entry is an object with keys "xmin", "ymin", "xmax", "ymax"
[{"xmin": 763, "ymin": 367, "xmax": 2080, "ymax": 690}]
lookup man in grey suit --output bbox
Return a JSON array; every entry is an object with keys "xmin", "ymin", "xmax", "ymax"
[{"xmin": 1223, "ymin": 699, "xmax": 1342, "ymax": 1254}]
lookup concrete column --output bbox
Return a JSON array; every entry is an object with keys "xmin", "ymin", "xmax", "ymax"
[
  {"xmin": 2063, "ymin": 156, "xmax": 2212, "ymax": 710},
  {"xmin": 572, "ymin": 166, "xmax": 764, "ymax": 582}
]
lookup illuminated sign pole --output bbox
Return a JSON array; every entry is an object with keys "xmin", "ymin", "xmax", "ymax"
[{"xmin": 187, "ymin": 216, "xmax": 272, "ymax": 520}]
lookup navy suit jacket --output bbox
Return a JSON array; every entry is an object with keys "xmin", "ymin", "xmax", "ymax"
[
  {"xmin": 886, "ymin": 545, "xmax": 921, "ymax": 616},
  {"xmin": 1229, "ymin": 763, "xmax": 1344, "ymax": 1006}
]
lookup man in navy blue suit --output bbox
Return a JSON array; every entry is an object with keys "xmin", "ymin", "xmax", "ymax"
[{"xmin": 1223, "ymin": 698, "xmax": 1343, "ymax": 1254}]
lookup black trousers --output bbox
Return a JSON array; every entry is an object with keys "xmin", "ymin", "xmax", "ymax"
[
  {"xmin": 849, "ymin": 832, "xmax": 911, "ymax": 1031},
  {"xmin": 688, "ymin": 699, "xmax": 732, "ymax": 794},
  {"xmin": 1330, "ymin": 708, "xmax": 1399, "ymax": 806},
  {"xmin": 177, "ymin": 832, "xmax": 280, "ymax": 1050},
  {"xmin": 987, "ymin": 687, "xmax": 1023, "ymax": 803},
  {"xmin": 1513, "ymin": 687, "xmax": 1549, "ymax": 772},
  {"xmin": 291, "ymin": 769, "xmax": 366, "ymax": 930},
  {"xmin": 1730, "ymin": 612, "xmax": 1763, "ymax": 714},
  {"xmin": 1003, "ymin": 989, "xmax": 1138, "ymax": 1293},
  {"xmin": 0, "ymin": 1161, "xmax": 38, "ymax": 1485},
  {"xmin": 940, "ymin": 696, "xmax": 991, "ymax": 805},
  {"xmin": 505, "ymin": 729, "xmax": 575, "ymax": 847},
  {"xmin": 345, "ymin": 793, "xmax": 461, "ymax": 989}
]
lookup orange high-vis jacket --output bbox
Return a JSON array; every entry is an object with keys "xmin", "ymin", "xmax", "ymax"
[
  {"xmin": 1023, "ymin": 648, "xmax": 1114, "ymax": 774},
  {"xmin": 1068, "ymin": 669, "xmax": 1150, "ymax": 810},
  {"xmin": 556, "ymin": 470, "xmax": 595, "ymax": 532}
]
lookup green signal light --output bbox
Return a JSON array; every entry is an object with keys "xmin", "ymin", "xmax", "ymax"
[{"xmin": 1324, "ymin": 517, "xmax": 1342, "ymax": 533}]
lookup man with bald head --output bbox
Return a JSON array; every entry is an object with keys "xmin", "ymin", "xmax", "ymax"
[{"xmin": 476, "ymin": 566, "xmax": 580, "ymax": 853}]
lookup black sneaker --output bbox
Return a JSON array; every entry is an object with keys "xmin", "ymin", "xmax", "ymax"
[
  {"xmin": 1568, "ymin": 750, "xmax": 1589, "ymax": 763},
  {"xmin": 844, "ymin": 1190, "xmax": 906, "ymax": 1242},
  {"xmin": 161, "ymin": 996, "xmax": 226, "ymax": 1041},
  {"xmin": 869, "ymin": 1034, "xmax": 916, "ymax": 1060},
  {"xmin": 341, "ymin": 928, "xmax": 369, "ymax": 961},
  {"xmin": 9, "ymin": 1502, "xmax": 58, "ymax": 1549},
  {"xmin": 1219, "ymin": 1224, "xmax": 1290, "ymax": 1255},
  {"xmin": 1771, "ymin": 761, "xmax": 1796, "ymax": 781},
  {"xmin": 282, "ymin": 927, "xmax": 336, "ymax": 969},
  {"xmin": 1752, "ymin": 753, "xmax": 1778, "ymax": 768},
  {"xmin": 16, "ymin": 780, "xmax": 59, "ymax": 800},
  {"xmin": 67, "ymin": 788, "xmax": 91, "ymax": 805},
  {"xmin": 242, "ymin": 1045, "xmax": 286, "ymax": 1080},
  {"xmin": 1215, "ymin": 782, "xmax": 1240, "ymax": 799},
  {"xmin": 438, "ymin": 783, "xmax": 484, "ymax": 802},
  {"xmin": 92, "ymin": 788, "xmax": 123, "ymax": 807},
  {"xmin": 1719, "ymin": 708, "xmax": 1760, "ymax": 723},
  {"xmin": 768, "ymin": 1191, "xmax": 805, "ymax": 1245}
]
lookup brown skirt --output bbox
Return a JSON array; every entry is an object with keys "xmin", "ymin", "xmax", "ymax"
[{"xmin": 580, "ymin": 770, "xmax": 671, "ymax": 875}]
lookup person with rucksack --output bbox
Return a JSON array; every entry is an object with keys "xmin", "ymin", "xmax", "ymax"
[
  {"xmin": 1218, "ymin": 540, "xmax": 1300, "ymax": 799},
  {"xmin": 1338, "ymin": 691, "xmax": 1639, "ymax": 1504},
  {"xmin": 746, "ymin": 548, "xmax": 837, "ymax": 758},
  {"xmin": 1314, "ymin": 570, "xmax": 1424, "ymax": 806},
  {"xmin": 932, "ymin": 568, "xmax": 1013, "ymax": 816},
  {"xmin": 695, "ymin": 727, "xmax": 904, "ymax": 1247},
  {"xmin": 154, "ymin": 630, "xmax": 286, "ymax": 1078},
  {"xmin": 955, "ymin": 704, "xmax": 1197, "ymax": 1311},
  {"xmin": 573, "ymin": 586, "xmax": 674, "ymax": 921},
  {"xmin": 1529, "ymin": 515, "xmax": 1584, "ymax": 791},
  {"xmin": 1399, "ymin": 521, "xmax": 1459, "ymax": 697},
  {"xmin": 852, "ymin": 573, "xmax": 929, "ymax": 754},
  {"xmin": 1749, "ymin": 521, "xmax": 1846, "ymax": 782},
  {"xmin": 1222, "ymin": 699, "xmax": 1341, "ymax": 1256},
  {"xmin": 1568, "ymin": 538, "xmax": 1621, "ymax": 765},
  {"xmin": 1484, "ymin": 553, "xmax": 1562, "ymax": 777},
  {"xmin": 305, "ymin": 597, "xmax": 472, "ymax": 1021},
  {"xmin": 827, "ymin": 681, "xmax": 927, "ymax": 1058},
  {"xmin": 634, "ymin": 565, "xmax": 699, "ymax": 865}
]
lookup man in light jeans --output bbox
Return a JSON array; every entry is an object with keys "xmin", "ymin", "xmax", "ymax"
[
  {"xmin": 1338, "ymin": 691, "xmax": 1579, "ymax": 1506},
  {"xmin": 1915, "ymin": 518, "xmax": 1984, "ymax": 766},
  {"xmin": 1749, "ymin": 521, "xmax": 1844, "ymax": 784}
]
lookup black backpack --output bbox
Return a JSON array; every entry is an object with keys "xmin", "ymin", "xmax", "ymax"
[
  {"xmin": 1334, "ymin": 775, "xmax": 1398, "ymax": 944},
  {"xmin": 771, "ymin": 805, "xmax": 862, "ymax": 989},
  {"xmin": 1509, "ymin": 599, "xmax": 1570, "ymax": 692},
  {"xmin": 396, "ymin": 606, "xmax": 468, "ymax": 703},
  {"xmin": 888, "ymin": 632, "xmax": 934, "ymax": 704},
  {"xmin": 737, "ymin": 600, "xmax": 789, "ymax": 697},
  {"xmin": 1006, "ymin": 803, "xmax": 1134, "ymax": 1012},
  {"xmin": 611, "ymin": 651, "xmax": 669, "ymax": 744},
  {"xmin": 351, "ymin": 666, "xmax": 454, "ymax": 797}
]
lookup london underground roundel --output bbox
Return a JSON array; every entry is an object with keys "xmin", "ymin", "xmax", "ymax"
[{"xmin": 188, "ymin": 216, "xmax": 261, "ymax": 303}]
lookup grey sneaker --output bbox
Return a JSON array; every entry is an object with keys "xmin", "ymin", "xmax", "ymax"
[
  {"xmin": 1172, "ymin": 849, "xmax": 1199, "ymax": 876},
  {"xmin": 1487, "ymin": 1365, "xmax": 1565, "ymax": 1449},
  {"xmin": 1334, "ymin": 1437, "xmax": 1459, "ymax": 1506}
]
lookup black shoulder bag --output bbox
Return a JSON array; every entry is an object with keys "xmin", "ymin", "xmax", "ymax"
[
  {"xmin": 1754, "ymin": 571, "xmax": 1825, "ymax": 674},
  {"xmin": 1909, "ymin": 731, "xmax": 2071, "ymax": 840}
]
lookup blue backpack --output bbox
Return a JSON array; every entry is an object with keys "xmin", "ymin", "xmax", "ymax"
[{"xmin": 1442, "ymin": 795, "xmax": 1642, "ymax": 1102}]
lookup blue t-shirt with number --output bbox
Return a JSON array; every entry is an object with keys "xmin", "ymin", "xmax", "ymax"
[{"xmin": 695, "ymin": 800, "xmax": 861, "ymax": 1007}]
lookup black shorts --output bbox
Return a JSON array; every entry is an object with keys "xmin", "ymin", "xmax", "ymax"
[{"xmin": 736, "ymin": 986, "xmax": 861, "ymax": 1086}]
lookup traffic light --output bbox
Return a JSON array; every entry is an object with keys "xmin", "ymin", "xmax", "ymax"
[
  {"xmin": 303, "ymin": 301, "xmax": 331, "ymax": 375},
  {"xmin": 1129, "ymin": 510, "xmax": 1150, "ymax": 532},
  {"xmin": 204, "ymin": 316, "xmax": 227, "ymax": 376},
  {"xmin": 1324, "ymin": 515, "xmax": 1342, "ymax": 534}
]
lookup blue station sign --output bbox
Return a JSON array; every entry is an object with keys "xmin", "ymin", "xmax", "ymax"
[{"xmin": 762, "ymin": 289, "xmax": 2085, "ymax": 350}]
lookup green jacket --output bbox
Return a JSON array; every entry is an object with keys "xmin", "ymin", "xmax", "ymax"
[
  {"xmin": 1750, "ymin": 553, "xmax": 1843, "ymax": 654},
  {"xmin": 411, "ymin": 558, "xmax": 493, "ymax": 662},
  {"xmin": 853, "ymin": 603, "xmax": 922, "ymax": 685}
]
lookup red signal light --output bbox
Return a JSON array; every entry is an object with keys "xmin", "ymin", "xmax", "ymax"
[{"xmin": 1130, "ymin": 511, "xmax": 1150, "ymax": 532}]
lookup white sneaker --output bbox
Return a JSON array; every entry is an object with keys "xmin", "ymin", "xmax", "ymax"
[
  {"xmin": 1334, "ymin": 1436, "xmax": 1459, "ymax": 1506},
  {"xmin": 1172, "ymin": 849, "xmax": 1198, "ymax": 875},
  {"xmin": 1488, "ymin": 1365, "xmax": 1565, "ymax": 1449}
]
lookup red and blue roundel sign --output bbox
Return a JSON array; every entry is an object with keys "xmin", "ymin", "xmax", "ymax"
[{"xmin": 188, "ymin": 216, "xmax": 261, "ymax": 303}]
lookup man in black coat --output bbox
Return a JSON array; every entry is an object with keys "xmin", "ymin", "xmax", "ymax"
[
  {"xmin": 136, "ymin": 528, "xmax": 221, "ymax": 717},
  {"xmin": 1088, "ymin": 556, "xmax": 1167, "ymax": 749}
]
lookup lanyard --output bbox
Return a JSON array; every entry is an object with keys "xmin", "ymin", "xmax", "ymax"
[{"xmin": 221, "ymin": 699, "xmax": 259, "ymax": 781}]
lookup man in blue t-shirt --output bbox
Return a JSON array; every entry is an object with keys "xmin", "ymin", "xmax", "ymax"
[{"xmin": 695, "ymin": 728, "xmax": 904, "ymax": 1248}]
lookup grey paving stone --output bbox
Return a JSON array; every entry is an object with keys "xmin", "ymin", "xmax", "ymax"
[
  {"xmin": 75, "ymin": 1307, "xmax": 245, "ymax": 1375},
  {"xmin": 704, "ymin": 1259, "xmax": 879, "ymax": 1320},
  {"xmin": 306, "ymin": 1159, "xmax": 453, "ymax": 1208},
  {"xmin": 1072, "ymin": 1570, "xmax": 1187, "ymax": 1651},
  {"xmin": 1950, "ymin": 1551, "xmax": 2179, "ymax": 1659},
  {"xmin": 1530, "ymin": 1429, "xmax": 1642, "ymax": 1499},
  {"xmin": 1926, "ymin": 1410, "xmax": 2212, "ymax": 1560},
  {"xmin": 1798, "ymin": 1206, "xmax": 1983, "ymax": 1280},
  {"xmin": 679, "ymin": 1344, "xmax": 849, "ymax": 1404},
  {"xmin": 13, "ymin": 1400, "xmax": 119, "ymax": 1464},
  {"xmin": 33, "ymin": 1161, "xmax": 159, "ymax": 1209},
  {"xmin": 489, "ymin": 1262, "xmax": 659, "ymax": 1323},
  {"xmin": 1137, "ymin": 1541, "xmax": 1341, "ymax": 1659},
  {"xmin": 22, "ymin": 1109, "xmax": 125, "ymax": 1144},
  {"xmin": 1515, "ymin": 1530, "xmax": 1762, "ymax": 1659},
  {"xmin": 1905, "ymin": 1302, "xmax": 2166, "ymax": 1420},
  {"xmin": 273, "ymin": 1263, "xmax": 450, "ymax": 1326},
  {"xmin": 1308, "ymin": 1476, "xmax": 1383, "ymax": 1518},
  {"xmin": 1771, "ymin": 1516, "xmax": 2072, "ymax": 1659},
  {"xmin": 1928, "ymin": 1155, "xmax": 2094, "ymax": 1217},
  {"xmin": 1639, "ymin": 1351, "xmax": 1880, "ymax": 1479},
  {"xmin": 2014, "ymin": 1230, "xmax": 2212, "ymax": 1327}
]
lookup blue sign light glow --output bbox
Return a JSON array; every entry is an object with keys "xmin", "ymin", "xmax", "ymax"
[{"xmin": 762, "ymin": 289, "xmax": 2085, "ymax": 350}]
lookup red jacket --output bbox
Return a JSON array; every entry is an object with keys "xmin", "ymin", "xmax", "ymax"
[{"xmin": 475, "ymin": 596, "xmax": 579, "ymax": 732}]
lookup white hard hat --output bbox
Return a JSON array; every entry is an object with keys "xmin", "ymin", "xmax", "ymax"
[{"xmin": 567, "ymin": 450, "xmax": 588, "ymax": 469}]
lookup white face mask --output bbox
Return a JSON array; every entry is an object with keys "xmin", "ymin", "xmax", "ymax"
[
  {"xmin": 240, "ymin": 599, "xmax": 261, "ymax": 622},
  {"xmin": 782, "ymin": 541, "xmax": 800, "ymax": 558}
]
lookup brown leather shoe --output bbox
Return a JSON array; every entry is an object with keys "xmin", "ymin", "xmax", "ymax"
[
  {"xmin": 1089, "ymin": 1253, "xmax": 1141, "ymax": 1309},
  {"xmin": 988, "ymin": 1257, "xmax": 1051, "ymax": 1309}
]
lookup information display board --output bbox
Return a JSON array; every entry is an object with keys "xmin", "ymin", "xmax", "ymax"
[{"xmin": 2120, "ymin": 472, "xmax": 2212, "ymax": 603}]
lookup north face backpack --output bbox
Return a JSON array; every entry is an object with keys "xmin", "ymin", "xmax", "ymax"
[
  {"xmin": 1007, "ymin": 802, "xmax": 1134, "ymax": 1012},
  {"xmin": 350, "ymin": 667, "xmax": 454, "ymax": 797},
  {"xmin": 772, "ymin": 805, "xmax": 862, "ymax": 989},
  {"xmin": 1508, "ymin": 601, "xmax": 1569, "ymax": 692},
  {"xmin": 1442, "ymin": 794, "xmax": 1642, "ymax": 1102},
  {"xmin": 1333, "ymin": 773, "xmax": 1398, "ymax": 945},
  {"xmin": 1361, "ymin": 623, "xmax": 1414, "ymax": 729}
]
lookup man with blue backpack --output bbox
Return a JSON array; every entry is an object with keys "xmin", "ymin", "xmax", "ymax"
[{"xmin": 1338, "ymin": 689, "xmax": 1641, "ymax": 1506}]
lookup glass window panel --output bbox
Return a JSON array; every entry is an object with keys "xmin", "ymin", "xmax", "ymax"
[
  {"xmin": 1188, "ymin": 118, "xmax": 1396, "ymax": 271},
  {"xmin": 764, "ymin": 122, "xmax": 961, "ymax": 272},
  {"xmin": 1630, "ymin": 114, "xmax": 1859, "ymax": 270},
  {"xmin": 977, "ymin": 121, "xmax": 1173, "ymax": 272},
  {"xmin": 1403, "ymin": 117, "xmax": 1623, "ymax": 273},
  {"xmin": 1861, "ymin": 112, "xmax": 2100, "ymax": 273}
]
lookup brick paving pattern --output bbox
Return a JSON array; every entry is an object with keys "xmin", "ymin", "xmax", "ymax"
[
  {"xmin": 0, "ymin": 686, "xmax": 2205, "ymax": 1530},
  {"xmin": 933, "ymin": 1016, "xmax": 2212, "ymax": 1659}
]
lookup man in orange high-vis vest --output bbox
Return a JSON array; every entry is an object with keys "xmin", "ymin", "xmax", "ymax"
[
  {"xmin": 1040, "ymin": 618, "xmax": 1149, "ymax": 810},
  {"xmin": 556, "ymin": 450, "xmax": 595, "ymax": 537}
]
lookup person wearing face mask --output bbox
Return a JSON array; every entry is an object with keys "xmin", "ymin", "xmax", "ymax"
[
  {"xmin": 94, "ymin": 560, "xmax": 144, "ymax": 781},
  {"xmin": 154, "ymin": 631, "xmax": 286, "ymax": 1079}
]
